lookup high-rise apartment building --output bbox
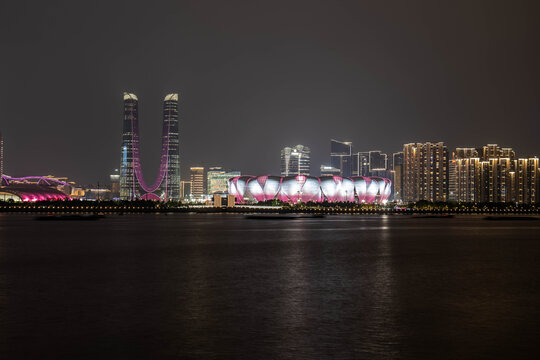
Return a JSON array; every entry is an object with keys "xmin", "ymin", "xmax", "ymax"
[
  {"xmin": 449, "ymin": 148, "xmax": 481, "ymax": 202},
  {"xmin": 478, "ymin": 144, "xmax": 515, "ymax": 203},
  {"xmin": 207, "ymin": 167, "xmax": 241, "ymax": 194},
  {"xmin": 120, "ymin": 93, "xmax": 180, "ymax": 201},
  {"xmin": 330, "ymin": 139, "xmax": 352, "ymax": 177},
  {"xmin": 403, "ymin": 142, "xmax": 448, "ymax": 202},
  {"xmin": 447, "ymin": 144, "xmax": 539, "ymax": 204},
  {"xmin": 516, "ymin": 157, "xmax": 539, "ymax": 204},
  {"xmin": 481, "ymin": 144, "xmax": 515, "ymax": 161},
  {"xmin": 190, "ymin": 167, "xmax": 205, "ymax": 197},
  {"xmin": 281, "ymin": 145, "xmax": 310, "ymax": 176}
]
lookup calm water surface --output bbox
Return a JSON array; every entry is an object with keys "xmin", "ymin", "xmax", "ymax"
[{"xmin": 0, "ymin": 214, "xmax": 539, "ymax": 359}]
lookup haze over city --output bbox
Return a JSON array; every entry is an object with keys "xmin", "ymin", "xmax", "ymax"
[{"xmin": 1, "ymin": 0, "xmax": 539, "ymax": 185}]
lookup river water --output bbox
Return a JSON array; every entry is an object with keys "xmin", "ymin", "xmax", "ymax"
[{"xmin": 0, "ymin": 214, "xmax": 539, "ymax": 359}]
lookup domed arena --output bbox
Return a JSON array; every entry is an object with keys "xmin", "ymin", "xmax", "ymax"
[{"xmin": 228, "ymin": 175, "xmax": 391, "ymax": 204}]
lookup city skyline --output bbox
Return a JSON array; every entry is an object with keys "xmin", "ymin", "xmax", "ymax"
[{"xmin": 1, "ymin": 1, "xmax": 540, "ymax": 185}]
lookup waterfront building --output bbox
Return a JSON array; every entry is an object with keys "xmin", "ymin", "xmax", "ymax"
[
  {"xmin": 0, "ymin": 175, "xmax": 71, "ymax": 201},
  {"xmin": 330, "ymin": 139, "xmax": 353, "ymax": 177},
  {"xmin": 229, "ymin": 175, "xmax": 391, "ymax": 204},
  {"xmin": 403, "ymin": 142, "xmax": 448, "ymax": 202},
  {"xmin": 516, "ymin": 157, "xmax": 539, "ymax": 204},
  {"xmin": 447, "ymin": 144, "xmax": 539, "ymax": 204},
  {"xmin": 190, "ymin": 167, "xmax": 204, "ymax": 197},
  {"xmin": 207, "ymin": 167, "xmax": 241, "ymax": 194},
  {"xmin": 280, "ymin": 145, "xmax": 310, "ymax": 176},
  {"xmin": 119, "ymin": 93, "xmax": 180, "ymax": 201}
]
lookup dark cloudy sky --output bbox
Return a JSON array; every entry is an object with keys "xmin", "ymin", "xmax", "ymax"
[{"xmin": 1, "ymin": 0, "xmax": 539, "ymax": 184}]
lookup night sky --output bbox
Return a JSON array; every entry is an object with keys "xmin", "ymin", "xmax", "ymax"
[{"xmin": 1, "ymin": 0, "xmax": 539, "ymax": 185}]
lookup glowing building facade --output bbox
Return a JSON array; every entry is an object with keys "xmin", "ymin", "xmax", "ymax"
[
  {"xmin": 0, "ymin": 175, "xmax": 71, "ymax": 201},
  {"xmin": 120, "ymin": 93, "xmax": 180, "ymax": 201},
  {"xmin": 447, "ymin": 144, "xmax": 539, "ymax": 204},
  {"xmin": 228, "ymin": 175, "xmax": 391, "ymax": 204},
  {"xmin": 190, "ymin": 167, "xmax": 204, "ymax": 196},
  {"xmin": 207, "ymin": 167, "xmax": 241, "ymax": 194},
  {"xmin": 403, "ymin": 142, "xmax": 449, "ymax": 202}
]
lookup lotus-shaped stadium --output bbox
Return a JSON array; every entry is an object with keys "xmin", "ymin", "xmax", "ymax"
[{"xmin": 228, "ymin": 175, "xmax": 391, "ymax": 204}]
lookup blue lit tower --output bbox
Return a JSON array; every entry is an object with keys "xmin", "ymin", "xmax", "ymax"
[{"xmin": 120, "ymin": 93, "xmax": 138, "ymax": 200}]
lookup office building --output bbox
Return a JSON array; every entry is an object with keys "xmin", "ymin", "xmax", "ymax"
[
  {"xmin": 352, "ymin": 152, "xmax": 369, "ymax": 177},
  {"xmin": 110, "ymin": 169, "xmax": 120, "ymax": 198},
  {"xmin": 120, "ymin": 92, "xmax": 180, "ymax": 201},
  {"xmin": 330, "ymin": 139, "xmax": 353, "ymax": 177},
  {"xmin": 391, "ymin": 152, "xmax": 404, "ymax": 201},
  {"xmin": 190, "ymin": 167, "xmax": 204, "ymax": 197},
  {"xmin": 281, "ymin": 145, "xmax": 310, "ymax": 176},
  {"xmin": 207, "ymin": 167, "xmax": 241, "ymax": 194},
  {"xmin": 352, "ymin": 150, "xmax": 389, "ymax": 177},
  {"xmin": 403, "ymin": 142, "xmax": 448, "ymax": 202},
  {"xmin": 369, "ymin": 151, "xmax": 388, "ymax": 172},
  {"xmin": 180, "ymin": 181, "xmax": 192, "ymax": 199}
]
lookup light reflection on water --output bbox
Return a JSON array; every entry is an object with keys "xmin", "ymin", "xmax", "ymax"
[{"xmin": 0, "ymin": 214, "xmax": 539, "ymax": 359}]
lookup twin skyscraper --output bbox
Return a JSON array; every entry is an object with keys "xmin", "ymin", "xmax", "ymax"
[{"xmin": 120, "ymin": 93, "xmax": 181, "ymax": 201}]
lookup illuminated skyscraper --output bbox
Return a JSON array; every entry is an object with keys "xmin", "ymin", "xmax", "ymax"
[
  {"xmin": 180, "ymin": 181, "xmax": 192, "ymax": 199},
  {"xmin": 403, "ymin": 142, "xmax": 448, "ymax": 202},
  {"xmin": 480, "ymin": 144, "xmax": 516, "ymax": 203},
  {"xmin": 0, "ymin": 132, "xmax": 3, "ymax": 179},
  {"xmin": 281, "ymin": 145, "xmax": 310, "ymax": 176},
  {"xmin": 352, "ymin": 152, "xmax": 369, "ymax": 176},
  {"xmin": 391, "ymin": 152, "xmax": 404, "ymax": 201},
  {"xmin": 207, "ymin": 167, "xmax": 241, "ymax": 194},
  {"xmin": 449, "ymin": 148, "xmax": 481, "ymax": 202},
  {"xmin": 120, "ymin": 92, "xmax": 181, "ymax": 201},
  {"xmin": 330, "ymin": 139, "xmax": 352, "ymax": 177},
  {"xmin": 368, "ymin": 151, "xmax": 388, "ymax": 172},
  {"xmin": 190, "ymin": 167, "xmax": 205, "ymax": 197},
  {"xmin": 110, "ymin": 169, "xmax": 120, "ymax": 199},
  {"xmin": 516, "ymin": 157, "xmax": 539, "ymax": 204}
]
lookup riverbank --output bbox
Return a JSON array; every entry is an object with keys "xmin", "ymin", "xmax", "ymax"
[{"xmin": 1, "ymin": 203, "xmax": 539, "ymax": 215}]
